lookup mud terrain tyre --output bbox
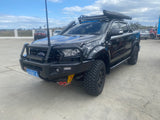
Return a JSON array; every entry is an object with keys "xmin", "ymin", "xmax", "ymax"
[
  {"xmin": 128, "ymin": 46, "xmax": 139, "ymax": 65},
  {"xmin": 83, "ymin": 60, "xmax": 106, "ymax": 96}
]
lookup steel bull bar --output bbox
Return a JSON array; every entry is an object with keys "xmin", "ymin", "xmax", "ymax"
[{"xmin": 20, "ymin": 43, "xmax": 94, "ymax": 85}]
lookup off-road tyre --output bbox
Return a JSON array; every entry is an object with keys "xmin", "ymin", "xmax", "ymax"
[
  {"xmin": 83, "ymin": 60, "xmax": 106, "ymax": 96},
  {"xmin": 128, "ymin": 46, "xmax": 139, "ymax": 65}
]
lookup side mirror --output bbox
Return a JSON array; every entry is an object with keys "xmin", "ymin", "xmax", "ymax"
[{"xmin": 110, "ymin": 29, "xmax": 123, "ymax": 36}]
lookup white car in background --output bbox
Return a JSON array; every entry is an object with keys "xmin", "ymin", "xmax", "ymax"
[{"xmin": 139, "ymin": 29, "xmax": 150, "ymax": 40}]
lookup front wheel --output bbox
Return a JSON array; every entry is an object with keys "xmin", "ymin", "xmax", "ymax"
[
  {"xmin": 128, "ymin": 46, "xmax": 139, "ymax": 65},
  {"xmin": 83, "ymin": 60, "xmax": 106, "ymax": 96}
]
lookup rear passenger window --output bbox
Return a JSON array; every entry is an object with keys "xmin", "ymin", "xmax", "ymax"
[{"xmin": 119, "ymin": 23, "xmax": 128, "ymax": 33}]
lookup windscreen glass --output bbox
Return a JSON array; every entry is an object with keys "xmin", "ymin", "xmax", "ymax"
[{"xmin": 64, "ymin": 22, "xmax": 108, "ymax": 35}]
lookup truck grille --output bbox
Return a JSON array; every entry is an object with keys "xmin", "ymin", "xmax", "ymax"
[
  {"xmin": 26, "ymin": 48, "xmax": 48, "ymax": 63},
  {"xmin": 27, "ymin": 47, "xmax": 81, "ymax": 63},
  {"xmin": 30, "ymin": 48, "xmax": 47, "ymax": 57}
]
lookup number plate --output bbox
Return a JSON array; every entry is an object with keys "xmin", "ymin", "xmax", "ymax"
[{"xmin": 26, "ymin": 68, "xmax": 39, "ymax": 77}]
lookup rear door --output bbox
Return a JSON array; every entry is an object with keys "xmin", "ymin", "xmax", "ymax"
[{"xmin": 119, "ymin": 22, "xmax": 132, "ymax": 58}]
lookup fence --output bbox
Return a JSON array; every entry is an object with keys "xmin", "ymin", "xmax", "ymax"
[{"xmin": 0, "ymin": 29, "xmax": 53, "ymax": 39}]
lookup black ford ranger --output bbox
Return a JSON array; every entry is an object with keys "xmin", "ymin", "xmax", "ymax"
[{"xmin": 20, "ymin": 10, "xmax": 140, "ymax": 96}]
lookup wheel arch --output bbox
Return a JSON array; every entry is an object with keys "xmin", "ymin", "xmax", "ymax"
[
  {"xmin": 133, "ymin": 41, "xmax": 140, "ymax": 51},
  {"xmin": 129, "ymin": 41, "xmax": 140, "ymax": 57},
  {"xmin": 88, "ymin": 46, "xmax": 110, "ymax": 73}
]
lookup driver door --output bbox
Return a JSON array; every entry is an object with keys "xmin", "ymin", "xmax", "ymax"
[{"xmin": 109, "ymin": 22, "xmax": 125, "ymax": 64}]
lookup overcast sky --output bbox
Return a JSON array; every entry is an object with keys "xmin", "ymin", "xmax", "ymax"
[{"xmin": 0, "ymin": 0, "xmax": 160, "ymax": 29}]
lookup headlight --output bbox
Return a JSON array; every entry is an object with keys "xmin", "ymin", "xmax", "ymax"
[{"xmin": 61, "ymin": 49, "xmax": 80, "ymax": 57}]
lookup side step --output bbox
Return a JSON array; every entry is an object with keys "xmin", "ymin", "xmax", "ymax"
[{"xmin": 110, "ymin": 57, "xmax": 130, "ymax": 69}]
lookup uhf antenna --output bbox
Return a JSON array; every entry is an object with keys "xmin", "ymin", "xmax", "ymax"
[{"xmin": 45, "ymin": 0, "xmax": 51, "ymax": 46}]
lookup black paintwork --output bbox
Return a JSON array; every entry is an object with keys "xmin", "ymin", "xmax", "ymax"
[{"xmin": 20, "ymin": 11, "xmax": 140, "ymax": 81}]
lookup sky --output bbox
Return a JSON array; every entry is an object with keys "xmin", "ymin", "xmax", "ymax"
[{"xmin": 0, "ymin": 0, "xmax": 160, "ymax": 29}]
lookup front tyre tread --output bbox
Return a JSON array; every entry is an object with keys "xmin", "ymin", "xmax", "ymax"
[{"xmin": 83, "ymin": 60, "xmax": 106, "ymax": 96}]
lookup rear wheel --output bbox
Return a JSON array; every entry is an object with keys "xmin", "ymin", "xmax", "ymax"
[
  {"xmin": 128, "ymin": 46, "xmax": 139, "ymax": 65},
  {"xmin": 83, "ymin": 60, "xmax": 106, "ymax": 96}
]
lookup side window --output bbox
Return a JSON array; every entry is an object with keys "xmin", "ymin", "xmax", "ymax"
[
  {"xmin": 119, "ymin": 23, "xmax": 128, "ymax": 33},
  {"xmin": 111, "ymin": 22, "xmax": 120, "ymax": 30}
]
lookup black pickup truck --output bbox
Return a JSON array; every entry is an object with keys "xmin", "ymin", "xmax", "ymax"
[{"xmin": 20, "ymin": 10, "xmax": 140, "ymax": 96}]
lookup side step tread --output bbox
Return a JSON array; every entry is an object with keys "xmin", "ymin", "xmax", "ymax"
[{"xmin": 110, "ymin": 57, "xmax": 130, "ymax": 69}]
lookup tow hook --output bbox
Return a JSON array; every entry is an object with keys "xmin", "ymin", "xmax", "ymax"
[{"xmin": 57, "ymin": 74, "xmax": 75, "ymax": 86}]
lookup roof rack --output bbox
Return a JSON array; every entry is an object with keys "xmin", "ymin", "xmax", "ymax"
[
  {"xmin": 78, "ymin": 10, "xmax": 132, "ymax": 23},
  {"xmin": 78, "ymin": 15, "xmax": 108, "ymax": 23}
]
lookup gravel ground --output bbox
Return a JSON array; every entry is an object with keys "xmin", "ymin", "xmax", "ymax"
[{"xmin": 0, "ymin": 39, "xmax": 160, "ymax": 120}]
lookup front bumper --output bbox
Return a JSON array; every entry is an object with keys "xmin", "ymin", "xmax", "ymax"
[{"xmin": 20, "ymin": 58, "xmax": 94, "ymax": 80}]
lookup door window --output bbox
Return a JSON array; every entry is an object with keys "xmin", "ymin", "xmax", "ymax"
[
  {"xmin": 111, "ymin": 22, "xmax": 120, "ymax": 30},
  {"xmin": 119, "ymin": 23, "xmax": 128, "ymax": 33}
]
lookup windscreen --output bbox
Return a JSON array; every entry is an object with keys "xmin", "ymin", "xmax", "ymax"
[{"xmin": 64, "ymin": 22, "xmax": 107, "ymax": 35}]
